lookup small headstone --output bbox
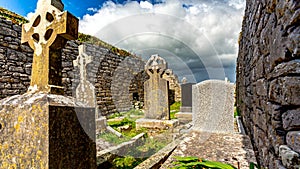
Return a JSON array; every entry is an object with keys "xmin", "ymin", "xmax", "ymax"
[
  {"xmin": 181, "ymin": 77, "xmax": 187, "ymax": 84},
  {"xmin": 192, "ymin": 80, "xmax": 234, "ymax": 133},
  {"xmin": 180, "ymin": 83, "xmax": 195, "ymax": 112},
  {"xmin": 176, "ymin": 82, "xmax": 195, "ymax": 123}
]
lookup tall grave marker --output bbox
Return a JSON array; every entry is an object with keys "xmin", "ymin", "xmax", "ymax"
[
  {"xmin": 136, "ymin": 54, "xmax": 178, "ymax": 129},
  {"xmin": 0, "ymin": 0, "xmax": 96, "ymax": 168}
]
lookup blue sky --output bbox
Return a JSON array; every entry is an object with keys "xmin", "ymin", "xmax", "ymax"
[
  {"xmin": 0, "ymin": 0, "xmax": 161, "ymax": 18},
  {"xmin": 0, "ymin": 0, "xmax": 246, "ymax": 83}
]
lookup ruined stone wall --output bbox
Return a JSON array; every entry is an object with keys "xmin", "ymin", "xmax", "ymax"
[
  {"xmin": 0, "ymin": 17, "xmax": 148, "ymax": 116},
  {"xmin": 236, "ymin": 0, "xmax": 300, "ymax": 168}
]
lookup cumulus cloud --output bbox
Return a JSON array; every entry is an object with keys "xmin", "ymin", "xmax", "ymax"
[{"xmin": 79, "ymin": 0, "xmax": 245, "ymax": 82}]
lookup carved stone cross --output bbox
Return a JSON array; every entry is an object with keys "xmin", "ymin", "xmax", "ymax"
[
  {"xmin": 73, "ymin": 45, "xmax": 96, "ymax": 108},
  {"xmin": 21, "ymin": 0, "xmax": 78, "ymax": 94},
  {"xmin": 144, "ymin": 54, "xmax": 170, "ymax": 120},
  {"xmin": 145, "ymin": 54, "xmax": 168, "ymax": 77}
]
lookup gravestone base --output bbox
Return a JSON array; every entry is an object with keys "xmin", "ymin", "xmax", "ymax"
[
  {"xmin": 180, "ymin": 106, "xmax": 192, "ymax": 112},
  {"xmin": 136, "ymin": 118, "xmax": 179, "ymax": 130},
  {"xmin": 0, "ymin": 92, "xmax": 96, "ymax": 169},
  {"xmin": 96, "ymin": 116, "xmax": 107, "ymax": 134},
  {"xmin": 175, "ymin": 112, "xmax": 192, "ymax": 124}
]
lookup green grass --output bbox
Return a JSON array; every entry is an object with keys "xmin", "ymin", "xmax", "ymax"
[
  {"xmin": 172, "ymin": 156, "xmax": 237, "ymax": 169},
  {"xmin": 234, "ymin": 107, "xmax": 240, "ymax": 117},
  {"xmin": 170, "ymin": 102, "xmax": 181, "ymax": 119},
  {"xmin": 98, "ymin": 132, "xmax": 131, "ymax": 145},
  {"xmin": 111, "ymin": 135, "xmax": 172, "ymax": 169}
]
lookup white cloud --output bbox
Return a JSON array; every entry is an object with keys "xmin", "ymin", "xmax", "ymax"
[
  {"xmin": 87, "ymin": 7, "xmax": 98, "ymax": 12},
  {"xmin": 79, "ymin": 0, "xmax": 245, "ymax": 82},
  {"xmin": 140, "ymin": 1, "xmax": 153, "ymax": 9}
]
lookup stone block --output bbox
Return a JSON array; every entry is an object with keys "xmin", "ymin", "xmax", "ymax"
[
  {"xmin": 287, "ymin": 131, "xmax": 300, "ymax": 154},
  {"xmin": 0, "ymin": 93, "xmax": 96, "ymax": 168},
  {"xmin": 282, "ymin": 108, "xmax": 300, "ymax": 130},
  {"xmin": 269, "ymin": 77, "xmax": 300, "ymax": 105},
  {"xmin": 180, "ymin": 106, "xmax": 192, "ymax": 112},
  {"xmin": 175, "ymin": 112, "xmax": 192, "ymax": 123},
  {"xmin": 136, "ymin": 118, "xmax": 179, "ymax": 130},
  {"xmin": 279, "ymin": 145, "xmax": 300, "ymax": 168},
  {"xmin": 96, "ymin": 116, "xmax": 107, "ymax": 134},
  {"xmin": 192, "ymin": 80, "xmax": 234, "ymax": 133}
]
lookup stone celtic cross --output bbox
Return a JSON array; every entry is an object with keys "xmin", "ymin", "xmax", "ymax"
[
  {"xmin": 73, "ymin": 45, "xmax": 96, "ymax": 108},
  {"xmin": 145, "ymin": 54, "xmax": 167, "ymax": 76},
  {"xmin": 21, "ymin": 0, "xmax": 78, "ymax": 94},
  {"xmin": 144, "ymin": 54, "xmax": 170, "ymax": 120}
]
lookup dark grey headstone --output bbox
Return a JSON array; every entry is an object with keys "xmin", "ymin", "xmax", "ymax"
[{"xmin": 181, "ymin": 83, "xmax": 195, "ymax": 107}]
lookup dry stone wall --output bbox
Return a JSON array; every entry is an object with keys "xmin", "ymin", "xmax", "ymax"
[
  {"xmin": 0, "ymin": 16, "xmax": 148, "ymax": 116},
  {"xmin": 236, "ymin": 0, "xmax": 300, "ymax": 168}
]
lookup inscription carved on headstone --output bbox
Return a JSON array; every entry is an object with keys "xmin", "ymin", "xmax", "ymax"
[
  {"xmin": 22, "ymin": 0, "xmax": 78, "ymax": 94},
  {"xmin": 144, "ymin": 54, "xmax": 169, "ymax": 120},
  {"xmin": 0, "ymin": 0, "xmax": 96, "ymax": 168}
]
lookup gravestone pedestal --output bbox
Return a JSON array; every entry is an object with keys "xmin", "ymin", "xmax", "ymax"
[
  {"xmin": 175, "ymin": 83, "xmax": 195, "ymax": 123},
  {"xmin": 0, "ymin": 93, "xmax": 96, "ymax": 168}
]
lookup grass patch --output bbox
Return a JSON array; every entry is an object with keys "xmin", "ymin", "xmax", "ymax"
[
  {"xmin": 172, "ymin": 156, "xmax": 237, "ymax": 169},
  {"xmin": 170, "ymin": 102, "xmax": 181, "ymax": 119},
  {"xmin": 111, "ymin": 135, "xmax": 172, "ymax": 169},
  {"xmin": 98, "ymin": 132, "xmax": 131, "ymax": 145},
  {"xmin": 234, "ymin": 107, "xmax": 240, "ymax": 117}
]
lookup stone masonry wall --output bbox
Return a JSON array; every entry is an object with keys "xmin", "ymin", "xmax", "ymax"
[
  {"xmin": 236, "ymin": 0, "xmax": 300, "ymax": 168},
  {"xmin": 0, "ymin": 17, "xmax": 148, "ymax": 116}
]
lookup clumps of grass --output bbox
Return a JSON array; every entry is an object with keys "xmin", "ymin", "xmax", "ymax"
[
  {"xmin": 112, "ymin": 136, "xmax": 172, "ymax": 168},
  {"xmin": 98, "ymin": 132, "xmax": 131, "ymax": 145},
  {"xmin": 172, "ymin": 156, "xmax": 237, "ymax": 169},
  {"xmin": 170, "ymin": 102, "xmax": 181, "ymax": 119},
  {"xmin": 0, "ymin": 7, "xmax": 28, "ymax": 24}
]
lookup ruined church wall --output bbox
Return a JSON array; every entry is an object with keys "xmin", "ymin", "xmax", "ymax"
[
  {"xmin": 0, "ymin": 17, "xmax": 148, "ymax": 116},
  {"xmin": 236, "ymin": 0, "xmax": 300, "ymax": 168}
]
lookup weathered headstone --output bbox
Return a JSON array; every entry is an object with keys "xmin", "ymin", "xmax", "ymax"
[
  {"xmin": 144, "ymin": 54, "xmax": 169, "ymax": 119},
  {"xmin": 136, "ymin": 54, "xmax": 178, "ymax": 129},
  {"xmin": 74, "ymin": 44, "xmax": 106, "ymax": 134},
  {"xmin": 175, "ymin": 82, "xmax": 195, "ymax": 123},
  {"xmin": 0, "ymin": 0, "xmax": 96, "ymax": 168},
  {"xmin": 192, "ymin": 80, "xmax": 234, "ymax": 133}
]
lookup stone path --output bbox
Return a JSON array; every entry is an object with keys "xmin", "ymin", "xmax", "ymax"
[{"xmin": 160, "ymin": 131, "xmax": 257, "ymax": 169}]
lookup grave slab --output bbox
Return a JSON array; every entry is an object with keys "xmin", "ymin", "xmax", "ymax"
[{"xmin": 136, "ymin": 118, "xmax": 179, "ymax": 130}]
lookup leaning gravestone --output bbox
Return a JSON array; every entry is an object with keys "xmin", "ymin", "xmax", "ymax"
[
  {"xmin": 136, "ymin": 54, "xmax": 178, "ymax": 129},
  {"xmin": 192, "ymin": 80, "xmax": 234, "ymax": 133},
  {"xmin": 0, "ymin": 0, "xmax": 96, "ymax": 168}
]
